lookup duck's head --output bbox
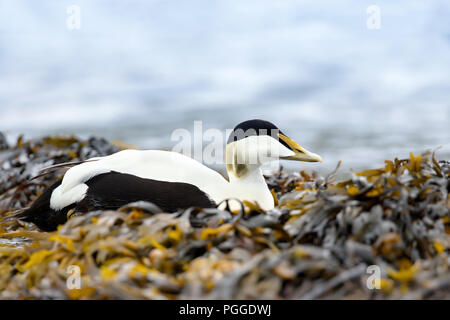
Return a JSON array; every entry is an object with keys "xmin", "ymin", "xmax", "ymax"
[{"xmin": 226, "ymin": 119, "xmax": 322, "ymax": 178}]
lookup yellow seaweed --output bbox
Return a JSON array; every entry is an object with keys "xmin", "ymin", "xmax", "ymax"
[
  {"xmin": 21, "ymin": 250, "xmax": 53, "ymax": 270},
  {"xmin": 48, "ymin": 234, "xmax": 75, "ymax": 252}
]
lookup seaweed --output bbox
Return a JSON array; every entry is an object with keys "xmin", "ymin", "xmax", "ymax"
[{"xmin": 0, "ymin": 134, "xmax": 448, "ymax": 299}]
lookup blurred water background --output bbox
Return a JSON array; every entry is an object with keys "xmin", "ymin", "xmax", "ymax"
[{"xmin": 0, "ymin": 0, "xmax": 449, "ymax": 174}]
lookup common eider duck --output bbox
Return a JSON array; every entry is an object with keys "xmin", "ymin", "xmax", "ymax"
[{"xmin": 17, "ymin": 119, "xmax": 322, "ymax": 231}]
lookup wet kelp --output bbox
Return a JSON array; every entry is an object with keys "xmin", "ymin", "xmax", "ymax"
[{"xmin": 0, "ymin": 134, "xmax": 449, "ymax": 299}]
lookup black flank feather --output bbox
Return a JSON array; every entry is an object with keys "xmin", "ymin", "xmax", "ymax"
[{"xmin": 17, "ymin": 172, "xmax": 216, "ymax": 231}]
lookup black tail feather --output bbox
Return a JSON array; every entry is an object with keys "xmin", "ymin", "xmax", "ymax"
[{"xmin": 13, "ymin": 180, "xmax": 71, "ymax": 232}]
